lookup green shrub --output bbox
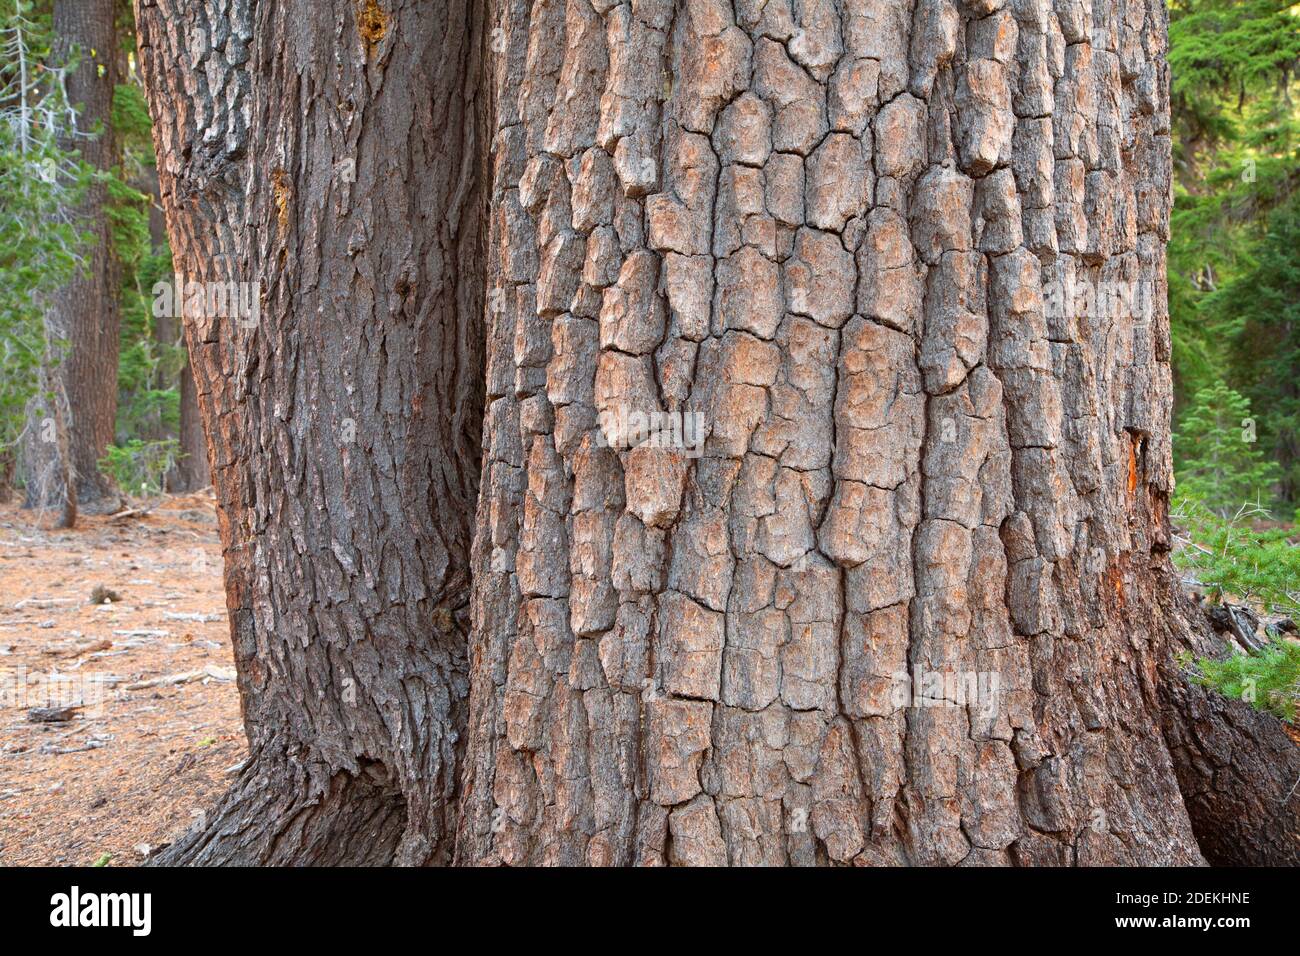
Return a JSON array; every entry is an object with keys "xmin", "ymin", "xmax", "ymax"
[
  {"xmin": 1173, "ymin": 495, "xmax": 1300, "ymax": 617},
  {"xmin": 1183, "ymin": 642, "xmax": 1300, "ymax": 723},
  {"xmin": 1173, "ymin": 382, "xmax": 1281, "ymax": 516},
  {"xmin": 1173, "ymin": 487, "xmax": 1300, "ymax": 725},
  {"xmin": 99, "ymin": 438, "xmax": 179, "ymax": 496}
]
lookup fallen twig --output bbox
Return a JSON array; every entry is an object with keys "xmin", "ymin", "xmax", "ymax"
[
  {"xmin": 13, "ymin": 597, "xmax": 75, "ymax": 610},
  {"xmin": 124, "ymin": 663, "xmax": 235, "ymax": 690},
  {"xmin": 47, "ymin": 719, "xmax": 100, "ymax": 744},
  {"xmin": 42, "ymin": 638, "xmax": 113, "ymax": 658},
  {"xmin": 162, "ymin": 611, "xmax": 223, "ymax": 623},
  {"xmin": 107, "ymin": 505, "xmax": 155, "ymax": 522},
  {"xmin": 39, "ymin": 739, "xmax": 106, "ymax": 755}
]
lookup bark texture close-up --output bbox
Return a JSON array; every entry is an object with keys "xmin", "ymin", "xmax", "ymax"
[
  {"xmin": 135, "ymin": 0, "xmax": 488, "ymax": 864},
  {"xmin": 455, "ymin": 0, "xmax": 1294, "ymax": 866}
]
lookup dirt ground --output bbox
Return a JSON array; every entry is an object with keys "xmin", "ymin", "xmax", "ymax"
[{"xmin": 0, "ymin": 492, "xmax": 243, "ymax": 866}]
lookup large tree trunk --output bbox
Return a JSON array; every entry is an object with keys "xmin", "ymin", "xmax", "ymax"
[
  {"xmin": 135, "ymin": 0, "xmax": 1296, "ymax": 867},
  {"xmin": 453, "ymin": 0, "xmax": 1285, "ymax": 866},
  {"xmin": 134, "ymin": 0, "xmax": 488, "ymax": 864},
  {"xmin": 22, "ymin": 0, "xmax": 122, "ymax": 513}
]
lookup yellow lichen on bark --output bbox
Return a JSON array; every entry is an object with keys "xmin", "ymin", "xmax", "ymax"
[
  {"xmin": 271, "ymin": 168, "xmax": 291, "ymax": 232},
  {"xmin": 355, "ymin": 0, "xmax": 387, "ymax": 55}
]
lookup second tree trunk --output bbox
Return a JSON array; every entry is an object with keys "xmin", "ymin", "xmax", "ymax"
[{"xmin": 135, "ymin": 0, "xmax": 488, "ymax": 864}]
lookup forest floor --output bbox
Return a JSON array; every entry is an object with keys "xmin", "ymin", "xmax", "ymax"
[{"xmin": 0, "ymin": 492, "xmax": 242, "ymax": 866}]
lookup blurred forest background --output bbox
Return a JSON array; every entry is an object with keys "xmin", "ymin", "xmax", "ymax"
[
  {"xmin": 1, "ymin": 0, "xmax": 203, "ymax": 519},
  {"xmin": 0, "ymin": 2, "xmax": 1298, "ymax": 707}
]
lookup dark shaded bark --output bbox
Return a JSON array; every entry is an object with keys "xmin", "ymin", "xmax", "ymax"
[
  {"xmin": 152, "ymin": 744, "xmax": 410, "ymax": 866},
  {"xmin": 135, "ymin": 0, "xmax": 488, "ymax": 864},
  {"xmin": 1165, "ymin": 678, "xmax": 1300, "ymax": 865},
  {"xmin": 0, "ymin": 448, "xmax": 13, "ymax": 504},
  {"xmin": 23, "ymin": 0, "xmax": 122, "ymax": 512}
]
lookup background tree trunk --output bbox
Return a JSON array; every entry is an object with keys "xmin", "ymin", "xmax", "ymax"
[
  {"xmin": 0, "ymin": 448, "xmax": 13, "ymax": 503},
  {"xmin": 454, "ymin": 0, "xmax": 1265, "ymax": 866},
  {"xmin": 22, "ymin": 0, "xmax": 122, "ymax": 512},
  {"xmin": 143, "ymin": 162, "xmax": 210, "ymax": 492},
  {"xmin": 135, "ymin": 0, "xmax": 488, "ymax": 864},
  {"xmin": 172, "ymin": 363, "xmax": 210, "ymax": 490}
]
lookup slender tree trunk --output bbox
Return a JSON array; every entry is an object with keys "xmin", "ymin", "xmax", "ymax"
[
  {"xmin": 22, "ymin": 0, "xmax": 122, "ymax": 512},
  {"xmin": 454, "ymin": 0, "xmax": 1293, "ymax": 866},
  {"xmin": 0, "ymin": 448, "xmax": 13, "ymax": 503},
  {"xmin": 173, "ymin": 363, "xmax": 210, "ymax": 490},
  {"xmin": 134, "ymin": 0, "xmax": 488, "ymax": 864},
  {"xmin": 143, "ymin": 162, "xmax": 211, "ymax": 492},
  {"xmin": 144, "ymin": 162, "xmax": 172, "ymax": 420}
]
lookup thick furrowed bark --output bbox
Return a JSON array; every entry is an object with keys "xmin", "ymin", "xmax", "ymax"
[
  {"xmin": 155, "ymin": 747, "xmax": 409, "ymax": 866},
  {"xmin": 134, "ymin": 0, "xmax": 1295, "ymax": 868},
  {"xmin": 1164, "ymin": 679, "xmax": 1300, "ymax": 865},
  {"xmin": 455, "ymin": 0, "xmax": 1221, "ymax": 866},
  {"xmin": 136, "ymin": 0, "xmax": 488, "ymax": 865}
]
